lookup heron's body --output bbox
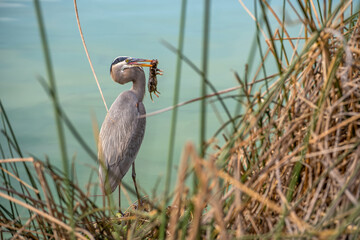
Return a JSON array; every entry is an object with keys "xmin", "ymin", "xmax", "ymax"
[
  {"xmin": 98, "ymin": 90, "xmax": 146, "ymax": 193},
  {"xmin": 98, "ymin": 56, "xmax": 152, "ymax": 202}
]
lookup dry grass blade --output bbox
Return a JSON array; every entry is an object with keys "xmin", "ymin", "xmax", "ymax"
[
  {"xmin": 0, "ymin": 192, "xmax": 89, "ymax": 240},
  {"xmin": 34, "ymin": 161, "xmax": 60, "ymax": 239},
  {"xmin": 0, "ymin": 166, "xmax": 39, "ymax": 194},
  {"xmin": 73, "ymin": 0, "xmax": 108, "ymax": 112},
  {"xmin": 168, "ymin": 143, "xmax": 193, "ymax": 240},
  {"xmin": 10, "ymin": 214, "xmax": 38, "ymax": 240},
  {"xmin": 216, "ymin": 168, "xmax": 310, "ymax": 232},
  {"xmin": 0, "ymin": 158, "xmax": 34, "ymax": 163}
]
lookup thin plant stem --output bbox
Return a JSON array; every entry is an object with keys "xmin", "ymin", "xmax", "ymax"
[
  {"xmin": 200, "ymin": 0, "xmax": 211, "ymax": 157},
  {"xmin": 73, "ymin": 0, "xmax": 108, "ymax": 112},
  {"xmin": 159, "ymin": 0, "xmax": 187, "ymax": 239},
  {"xmin": 32, "ymin": 0, "xmax": 74, "ymax": 238}
]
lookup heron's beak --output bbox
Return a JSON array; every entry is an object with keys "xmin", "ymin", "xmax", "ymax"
[{"xmin": 127, "ymin": 58, "xmax": 153, "ymax": 67}]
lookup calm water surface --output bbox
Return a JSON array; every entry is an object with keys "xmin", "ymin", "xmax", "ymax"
[{"xmin": 0, "ymin": 0, "xmax": 262, "ymax": 205}]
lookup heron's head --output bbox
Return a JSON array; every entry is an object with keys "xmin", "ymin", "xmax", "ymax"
[{"xmin": 110, "ymin": 56, "xmax": 152, "ymax": 84}]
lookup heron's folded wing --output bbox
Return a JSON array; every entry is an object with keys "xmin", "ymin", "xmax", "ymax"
[{"xmin": 98, "ymin": 91, "xmax": 145, "ymax": 185}]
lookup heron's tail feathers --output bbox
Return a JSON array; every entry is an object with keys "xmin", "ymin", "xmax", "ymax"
[{"xmin": 99, "ymin": 164, "xmax": 126, "ymax": 194}]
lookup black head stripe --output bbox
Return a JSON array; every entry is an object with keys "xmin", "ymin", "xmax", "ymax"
[{"xmin": 110, "ymin": 56, "xmax": 129, "ymax": 73}]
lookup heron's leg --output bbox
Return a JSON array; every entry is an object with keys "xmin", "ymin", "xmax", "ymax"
[
  {"xmin": 132, "ymin": 162, "xmax": 142, "ymax": 207},
  {"xmin": 118, "ymin": 182, "xmax": 122, "ymax": 213},
  {"xmin": 101, "ymin": 187, "xmax": 105, "ymax": 211}
]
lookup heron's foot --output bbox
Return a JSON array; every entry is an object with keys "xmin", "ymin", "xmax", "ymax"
[
  {"xmin": 116, "ymin": 209, "xmax": 125, "ymax": 218},
  {"xmin": 136, "ymin": 196, "xmax": 151, "ymax": 211},
  {"xmin": 132, "ymin": 198, "xmax": 142, "ymax": 210},
  {"xmin": 123, "ymin": 196, "xmax": 149, "ymax": 213},
  {"xmin": 138, "ymin": 198, "xmax": 143, "ymax": 207}
]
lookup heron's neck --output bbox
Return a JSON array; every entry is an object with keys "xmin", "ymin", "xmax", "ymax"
[{"xmin": 131, "ymin": 75, "xmax": 146, "ymax": 102}]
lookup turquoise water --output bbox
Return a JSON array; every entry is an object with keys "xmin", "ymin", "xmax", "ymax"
[{"xmin": 0, "ymin": 0, "xmax": 260, "ymax": 205}]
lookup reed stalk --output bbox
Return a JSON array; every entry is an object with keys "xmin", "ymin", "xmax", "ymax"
[
  {"xmin": 159, "ymin": 0, "xmax": 188, "ymax": 238},
  {"xmin": 32, "ymin": 0, "xmax": 74, "ymax": 237}
]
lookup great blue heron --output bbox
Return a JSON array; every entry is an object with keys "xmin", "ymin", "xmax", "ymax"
[{"xmin": 98, "ymin": 56, "xmax": 153, "ymax": 210}]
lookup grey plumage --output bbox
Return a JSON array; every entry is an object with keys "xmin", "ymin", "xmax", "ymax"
[
  {"xmin": 98, "ymin": 91, "xmax": 145, "ymax": 193},
  {"xmin": 98, "ymin": 56, "xmax": 151, "ymax": 200}
]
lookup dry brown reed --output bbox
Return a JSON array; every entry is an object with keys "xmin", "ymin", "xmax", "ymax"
[
  {"xmin": 167, "ymin": 1, "xmax": 360, "ymax": 238},
  {"xmin": 0, "ymin": 159, "xmax": 113, "ymax": 239}
]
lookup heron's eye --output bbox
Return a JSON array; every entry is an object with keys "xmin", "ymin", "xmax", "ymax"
[
  {"xmin": 111, "ymin": 56, "xmax": 129, "ymax": 66},
  {"xmin": 110, "ymin": 56, "xmax": 129, "ymax": 73}
]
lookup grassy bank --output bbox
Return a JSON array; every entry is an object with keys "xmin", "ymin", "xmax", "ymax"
[{"xmin": 1, "ymin": 0, "xmax": 360, "ymax": 239}]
